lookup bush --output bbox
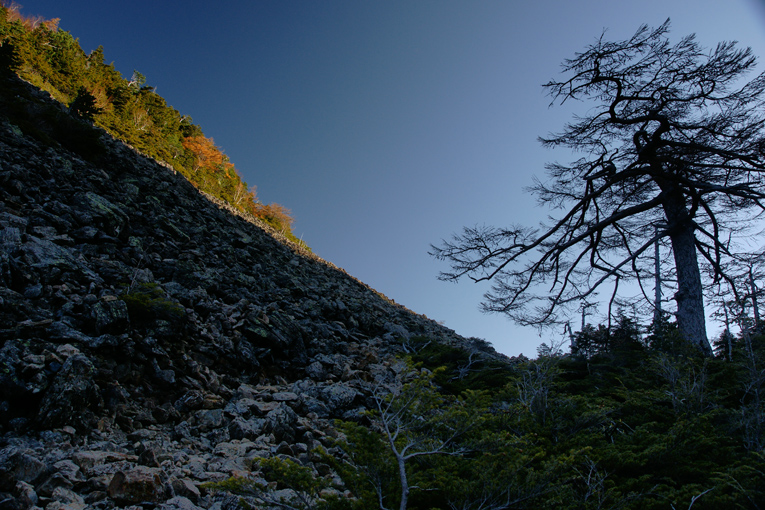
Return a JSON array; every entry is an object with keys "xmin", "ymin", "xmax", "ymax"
[{"xmin": 118, "ymin": 282, "xmax": 184, "ymax": 326}]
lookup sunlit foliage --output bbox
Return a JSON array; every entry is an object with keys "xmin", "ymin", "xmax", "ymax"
[{"xmin": 0, "ymin": 2, "xmax": 305, "ymax": 245}]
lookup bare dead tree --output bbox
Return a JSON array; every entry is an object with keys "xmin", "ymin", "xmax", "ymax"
[
  {"xmin": 432, "ymin": 21, "xmax": 765, "ymax": 354},
  {"xmin": 707, "ymin": 250, "xmax": 765, "ymax": 338},
  {"xmin": 370, "ymin": 369, "xmax": 485, "ymax": 510}
]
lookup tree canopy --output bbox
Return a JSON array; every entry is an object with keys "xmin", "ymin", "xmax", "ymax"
[{"xmin": 432, "ymin": 21, "xmax": 765, "ymax": 353}]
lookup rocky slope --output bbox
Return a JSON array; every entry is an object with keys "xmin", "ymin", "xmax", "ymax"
[{"xmin": 0, "ymin": 75, "xmax": 509, "ymax": 509}]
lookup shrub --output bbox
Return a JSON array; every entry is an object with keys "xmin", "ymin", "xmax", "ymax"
[{"xmin": 118, "ymin": 282, "xmax": 184, "ymax": 326}]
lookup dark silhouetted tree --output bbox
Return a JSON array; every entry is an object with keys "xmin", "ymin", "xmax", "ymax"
[
  {"xmin": 0, "ymin": 40, "xmax": 20, "ymax": 74},
  {"xmin": 432, "ymin": 21, "xmax": 765, "ymax": 354},
  {"xmin": 69, "ymin": 86, "xmax": 101, "ymax": 120}
]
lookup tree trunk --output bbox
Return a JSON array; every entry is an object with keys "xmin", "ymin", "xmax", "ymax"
[
  {"xmin": 654, "ymin": 225, "xmax": 663, "ymax": 325},
  {"xmin": 396, "ymin": 452, "xmax": 409, "ymax": 510},
  {"xmin": 661, "ymin": 188, "xmax": 713, "ymax": 354},
  {"xmin": 750, "ymin": 268, "xmax": 760, "ymax": 329}
]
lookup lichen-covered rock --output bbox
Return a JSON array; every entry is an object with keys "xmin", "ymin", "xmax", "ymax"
[
  {"xmin": 92, "ymin": 297, "xmax": 129, "ymax": 334},
  {"xmin": 77, "ymin": 191, "xmax": 129, "ymax": 239},
  {"xmin": 320, "ymin": 383, "xmax": 360, "ymax": 414},
  {"xmin": 0, "ymin": 448, "xmax": 46, "ymax": 491},
  {"xmin": 35, "ymin": 354, "xmax": 100, "ymax": 430},
  {"xmin": 265, "ymin": 404, "xmax": 299, "ymax": 443},
  {"xmin": 107, "ymin": 466, "xmax": 168, "ymax": 503}
]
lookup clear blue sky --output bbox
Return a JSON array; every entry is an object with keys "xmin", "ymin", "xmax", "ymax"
[{"xmin": 19, "ymin": 0, "xmax": 765, "ymax": 357}]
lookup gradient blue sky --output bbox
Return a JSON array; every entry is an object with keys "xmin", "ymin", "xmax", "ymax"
[{"xmin": 19, "ymin": 0, "xmax": 765, "ymax": 357}]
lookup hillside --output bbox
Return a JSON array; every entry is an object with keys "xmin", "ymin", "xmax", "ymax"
[
  {"xmin": 3, "ymin": 74, "xmax": 765, "ymax": 510},
  {"xmin": 0, "ymin": 63, "xmax": 513, "ymax": 507},
  {"xmin": 4, "ymin": 7, "xmax": 765, "ymax": 510},
  {"xmin": 0, "ymin": 3, "xmax": 301, "ymax": 245}
]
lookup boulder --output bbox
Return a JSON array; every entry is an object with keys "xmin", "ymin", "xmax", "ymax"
[
  {"xmin": 228, "ymin": 417, "xmax": 266, "ymax": 440},
  {"xmin": 0, "ymin": 448, "xmax": 46, "ymax": 491},
  {"xmin": 107, "ymin": 466, "xmax": 168, "ymax": 504},
  {"xmin": 36, "ymin": 353, "xmax": 100, "ymax": 430},
  {"xmin": 92, "ymin": 297, "xmax": 129, "ymax": 334},
  {"xmin": 320, "ymin": 383, "xmax": 359, "ymax": 414},
  {"xmin": 265, "ymin": 404, "xmax": 299, "ymax": 443}
]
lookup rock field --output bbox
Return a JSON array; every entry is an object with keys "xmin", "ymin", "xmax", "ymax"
[{"xmin": 0, "ymin": 77, "xmax": 508, "ymax": 509}]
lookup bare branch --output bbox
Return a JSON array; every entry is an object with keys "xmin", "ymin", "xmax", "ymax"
[{"xmin": 433, "ymin": 20, "xmax": 765, "ymax": 353}]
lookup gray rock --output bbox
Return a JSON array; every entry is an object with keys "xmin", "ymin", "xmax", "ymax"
[
  {"xmin": 107, "ymin": 466, "xmax": 168, "ymax": 504},
  {"xmin": 175, "ymin": 390, "xmax": 205, "ymax": 412},
  {"xmin": 51, "ymin": 460, "xmax": 84, "ymax": 483},
  {"xmin": 272, "ymin": 391, "xmax": 299, "ymax": 402},
  {"xmin": 128, "ymin": 428, "xmax": 157, "ymax": 441},
  {"xmin": 160, "ymin": 495, "xmax": 205, "ymax": 510},
  {"xmin": 305, "ymin": 361, "xmax": 328, "ymax": 380},
  {"xmin": 48, "ymin": 321, "xmax": 94, "ymax": 344},
  {"xmin": 300, "ymin": 396, "xmax": 332, "ymax": 418},
  {"xmin": 224, "ymin": 397, "xmax": 259, "ymax": 418},
  {"xmin": 36, "ymin": 472, "xmax": 74, "ymax": 497},
  {"xmin": 71, "ymin": 451, "xmax": 137, "ymax": 477},
  {"xmin": 384, "ymin": 321, "xmax": 411, "ymax": 340},
  {"xmin": 48, "ymin": 486, "xmax": 86, "ymax": 510},
  {"xmin": 36, "ymin": 353, "xmax": 100, "ymax": 430},
  {"xmin": 265, "ymin": 404, "xmax": 299, "ymax": 443},
  {"xmin": 21, "ymin": 236, "xmax": 100, "ymax": 283},
  {"xmin": 92, "ymin": 298, "xmax": 129, "ymax": 335},
  {"xmin": 252, "ymin": 401, "xmax": 280, "ymax": 415},
  {"xmin": 196, "ymin": 409, "xmax": 224, "ymax": 431},
  {"xmin": 174, "ymin": 421, "xmax": 194, "ymax": 440},
  {"xmin": 14, "ymin": 480, "xmax": 38, "ymax": 508},
  {"xmin": 0, "ymin": 448, "xmax": 46, "ymax": 491},
  {"xmin": 170, "ymin": 478, "xmax": 201, "ymax": 503},
  {"xmin": 153, "ymin": 359, "xmax": 177, "ymax": 384},
  {"xmin": 228, "ymin": 417, "xmax": 266, "ymax": 440},
  {"xmin": 78, "ymin": 191, "xmax": 129, "ymax": 238},
  {"xmin": 320, "ymin": 383, "xmax": 359, "ymax": 414}
]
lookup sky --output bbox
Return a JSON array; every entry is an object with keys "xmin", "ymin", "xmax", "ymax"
[{"xmin": 17, "ymin": 0, "xmax": 765, "ymax": 357}]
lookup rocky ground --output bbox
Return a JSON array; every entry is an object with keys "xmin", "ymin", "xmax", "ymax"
[{"xmin": 0, "ymin": 77, "xmax": 509, "ymax": 509}]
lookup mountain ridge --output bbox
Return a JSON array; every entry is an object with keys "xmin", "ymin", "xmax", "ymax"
[{"xmin": 0, "ymin": 2, "xmax": 303, "ymax": 246}]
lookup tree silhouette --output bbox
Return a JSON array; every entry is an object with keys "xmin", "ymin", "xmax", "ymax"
[
  {"xmin": 69, "ymin": 86, "xmax": 101, "ymax": 120},
  {"xmin": 432, "ymin": 21, "xmax": 765, "ymax": 354}
]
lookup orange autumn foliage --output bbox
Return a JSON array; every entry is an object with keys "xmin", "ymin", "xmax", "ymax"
[
  {"xmin": 1, "ymin": 2, "xmax": 304, "ymax": 248},
  {"xmin": 1, "ymin": 1, "xmax": 57, "ymax": 30},
  {"xmin": 182, "ymin": 135, "xmax": 296, "ymax": 234},
  {"xmin": 182, "ymin": 135, "xmax": 226, "ymax": 174},
  {"xmin": 251, "ymin": 202, "xmax": 294, "ymax": 231}
]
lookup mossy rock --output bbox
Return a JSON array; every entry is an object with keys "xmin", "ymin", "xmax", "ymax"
[{"xmin": 118, "ymin": 282, "xmax": 185, "ymax": 327}]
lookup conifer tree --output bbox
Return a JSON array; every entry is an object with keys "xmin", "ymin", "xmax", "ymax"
[{"xmin": 69, "ymin": 86, "xmax": 101, "ymax": 120}]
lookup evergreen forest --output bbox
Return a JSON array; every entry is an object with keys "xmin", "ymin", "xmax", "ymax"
[{"xmin": 203, "ymin": 327, "xmax": 765, "ymax": 510}]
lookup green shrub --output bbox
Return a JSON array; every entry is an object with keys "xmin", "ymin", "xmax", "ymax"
[
  {"xmin": 118, "ymin": 282, "xmax": 184, "ymax": 325},
  {"xmin": 405, "ymin": 337, "xmax": 514, "ymax": 394}
]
